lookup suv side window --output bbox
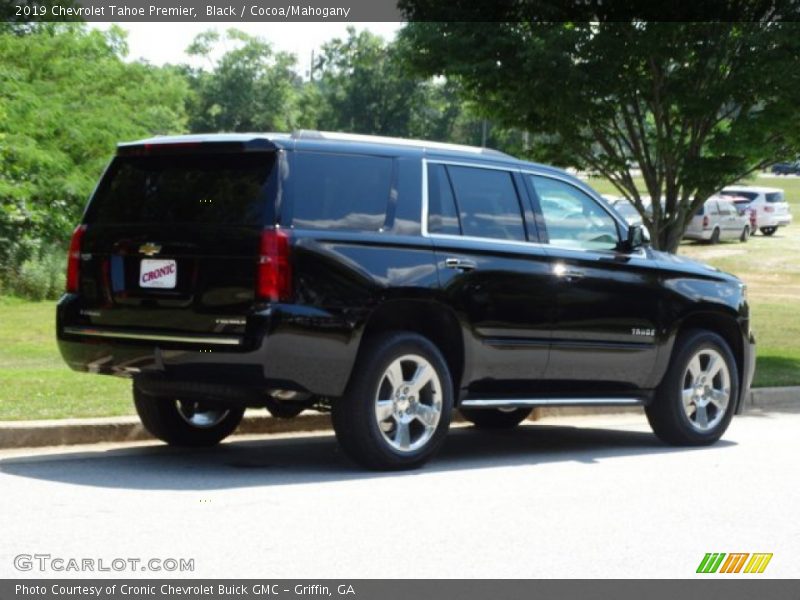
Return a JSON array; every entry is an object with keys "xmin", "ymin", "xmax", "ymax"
[
  {"xmin": 446, "ymin": 165, "xmax": 526, "ymax": 242},
  {"xmin": 427, "ymin": 163, "xmax": 461, "ymax": 235},
  {"xmin": 289, "ymin": 152, "xmax": 393, "ymax": 231},
  {"xmin": 529, "ymin": 175, "xmax": 619, "ymax": 251}
]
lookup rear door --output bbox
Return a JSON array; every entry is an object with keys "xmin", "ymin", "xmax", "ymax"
[
  {"xmin": 77, "ymin": 146, "xmax": 278, "ymax": 336},
  {"xmin": 426, "ymin": 161, "xmax": 555, "ymax": 396},
  {"xmin": 715, "ymin": 200, "xmax": 732, "ymax": 238},
  {"xmin": 527, "ymin": 174, "xmax": 661, "ymax": 390},
  {"xmin": 718, "ymin": 200, "xmax": 740, "ymax": 238}
]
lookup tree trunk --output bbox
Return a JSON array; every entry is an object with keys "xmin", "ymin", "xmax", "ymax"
[{"xmin": 654, "ymin": 222, "xmax": 685, "ymax": 254}]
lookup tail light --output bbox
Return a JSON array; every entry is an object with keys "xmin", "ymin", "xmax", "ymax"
[
  {"xmin": 256, "ymin": 228, "xmax": 292, "ymax": 302},
  {"xmin": 65, "ymin": 224, "xmax": 86, "ymax": 293},
  {"xmin": 702, "ymin": 215, "xmax": 709, "ymax": 228},
  {"xmin": 764, "ymin": 206, "xmax": 774, "ymax": 213}
]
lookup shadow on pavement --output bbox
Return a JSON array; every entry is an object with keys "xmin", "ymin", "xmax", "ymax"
[{"xmin": 0, "ymin": 423, "xmax": 735, "ymax": 491}]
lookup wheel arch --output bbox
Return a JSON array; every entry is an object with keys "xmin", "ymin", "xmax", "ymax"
[
  {"xmin": 356, "ymin": 299, "xmax": 466, "ymax": 399},
  {"xmin": 665, "ymin": 309, "xmax": 747, "ymax": 411}
]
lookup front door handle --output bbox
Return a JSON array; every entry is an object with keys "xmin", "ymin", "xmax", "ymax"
[{"xmin": 445, "ymin": 257, "xmax": 477, "ymax": 271}]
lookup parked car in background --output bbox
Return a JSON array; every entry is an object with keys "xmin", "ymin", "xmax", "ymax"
[
  {"xmin": 723, "ymin": 193, "xmax": 758, "ymax": 233},
  {"xmin": 610, "ymin": 198, "xmax": 644, "ymax": 227},
  {"xmin": 770, "ymin": 161, "xmax": 800, "ymax": 175},
  {"xmin": 719, "ymin": 185, "xmax": 793, "ymax": 236},
  {"xmin": 684, "ymin": 196, "xmax": 751, "ymax": 243}
]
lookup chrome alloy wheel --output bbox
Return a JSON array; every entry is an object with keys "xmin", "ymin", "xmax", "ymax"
[
  {"xmin": 175, "ymin": 400, "xmax": 231, "ymax": 429},
  {"xmin": 374, "ymin": 354, "xmax": 443, "ymax": 453},
  {"xmin": 682, "ymin": 348, "xmax": 731, "ymax": 432}
]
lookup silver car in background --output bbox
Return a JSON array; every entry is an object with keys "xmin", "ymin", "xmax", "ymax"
[{"xmin": 684, "ymin": 196, "xmax": 751, "ymax": 243}]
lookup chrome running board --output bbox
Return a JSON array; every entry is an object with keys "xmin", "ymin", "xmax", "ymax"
[{"xmin": 460, "ymin": 397, "xmax": 645, "ymax": 409}]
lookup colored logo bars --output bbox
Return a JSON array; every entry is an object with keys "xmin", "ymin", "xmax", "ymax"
[{"xmin": 697, "ymin": 553, "xmax": 773, "ymax": 574}]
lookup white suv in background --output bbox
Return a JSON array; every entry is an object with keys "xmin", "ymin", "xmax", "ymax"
[
  {"xmin": 684, "ymin": 196, "xmax": 751, "ymax": 243},
  {"xmin": 720, "ymin": 185, "xmax": 793, "ymax": 236}
]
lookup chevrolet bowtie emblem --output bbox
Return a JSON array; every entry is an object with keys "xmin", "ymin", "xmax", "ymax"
[{"xmin": 138, "ymin": 243, "xmax": 162, "ymax": 256}]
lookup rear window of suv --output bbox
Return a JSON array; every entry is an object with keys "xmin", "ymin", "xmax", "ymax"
[
  {"xmin": 87, "ymin": 152, "xmax": 275, "ymax": 225},
  {"xmin": 765, "ymin": 192, "xmax": 785, "ymax": 203},
  {"xmin": 287, "ymin": 152, "xmax": 393, "ymax": 231}
]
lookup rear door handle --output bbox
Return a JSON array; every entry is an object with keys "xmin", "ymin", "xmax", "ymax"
[{"xmin": 445, "ymin": 257, "xmax": 477, "ymax": 271}]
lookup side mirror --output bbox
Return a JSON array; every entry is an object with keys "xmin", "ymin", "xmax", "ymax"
[{"xmin": 623, "ymin": 224, "xmax": 646, "ymax": 252}]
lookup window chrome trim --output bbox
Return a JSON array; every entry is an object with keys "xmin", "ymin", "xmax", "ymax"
[
  {"xmin": 421, "ymin": 157, "xmax": 430, "ymax": 237},
  {"xmin": 421, "ymin": 158, "xmax": 546, "ymax": 249},
  {"xmin": 424, "ymin": 231, "xmax": 549, "ymax": 251},
  {"xmin": 63, "ymin": 327, "xmax": 242, "ymax": 346},
  {"xmin": 421, "ymin": 158, "xmax": 630, "ymax": 255}
]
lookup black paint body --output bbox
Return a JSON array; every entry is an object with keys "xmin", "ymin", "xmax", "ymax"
[{"xmin": 57, "ymin": 134, "xmax": 756, "ymax": 411}]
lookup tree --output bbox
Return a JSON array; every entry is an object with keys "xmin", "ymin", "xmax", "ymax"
[
  {"xmin": 0, "ymin": 24, "xmax": 188, "ymax": 270},
  {"xmin": 400, "ymin": 11, "xmax": 800, "ymax": 251},
  {"xmin": 185, "ymin": 29, "xmax": 304, "ymax": 133},
  {"xmin": 314, "ymin": 28, "xmax": 429, "ymax": 136}
]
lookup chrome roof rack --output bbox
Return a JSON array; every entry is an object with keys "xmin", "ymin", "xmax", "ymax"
[{"xmin": 290, "ymin": 130, "xmax": 513, "ymax": 158}]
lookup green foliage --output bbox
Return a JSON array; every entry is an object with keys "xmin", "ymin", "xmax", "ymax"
[
  {"xmin": 185, "ymin": 29, "xmax": 304, "ymax": 132},
  {"xmin": 0, "ymin": 23, "xmax": 189, "ymax": 291},
  {"xmin": 400, "ymin": 16, "xmax": 800, "ymax": 251},
  {"xmin": 0, "ymin": 237, "xmax": 65, "ymax": 300},
  {"xmin": 13, "ymin": 245, "xmax": 65, "ymax": 301},
  {"xmin": 314, "ymin": 28, "xmax": 425, "ymax": 136}
]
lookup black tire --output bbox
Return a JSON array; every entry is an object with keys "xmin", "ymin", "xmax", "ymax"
[
  {"xmin": 709, "ymin": 227, "xmax": 721, "ymax": 244},
  {"xmin": 331, "ymin": 332, "xmax": 453, "ymax": 470},
  {"xmin": 133, "ymin": 384, "xmax": 245, "ymax": 447},
  {"xmin": 740, "ymin": 226, "xmax": 750, "ymax": 243},
  {"xmin": 760, "ymin": 227, "xmax": 777, "ymax": 236},
  {"xmin": 645, "ymin": 329, "xmax": 738, "ymax": 446},
  {"xmin": 459, "ymin": 407, "xmax": 532, "ymax": 429}
]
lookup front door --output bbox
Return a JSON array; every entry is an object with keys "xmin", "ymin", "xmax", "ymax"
[{"xmin": 527, "ymin": 174, "xmax": 661, "ymax": 391}]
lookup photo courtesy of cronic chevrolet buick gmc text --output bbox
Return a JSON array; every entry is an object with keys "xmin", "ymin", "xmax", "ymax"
[{"xmin": 56, "ymin": 131, "xmax": 756, "ymax": 470}]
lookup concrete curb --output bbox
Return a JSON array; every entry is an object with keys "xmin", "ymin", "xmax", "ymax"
[
  {"xmin": 0, "ymin": 412, "xmax": 333, "ymax": 450},
  {"xmin": 0, "ymin": 386, "xmax": 797, "ymax": 450},
  {"xmin": 747, "ymin": 386, "xmax": 799, "ymax": 409}
]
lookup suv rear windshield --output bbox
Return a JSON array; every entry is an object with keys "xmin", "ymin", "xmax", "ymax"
[{"xmin": 86, "ymin": 152, "xmax": 275, "ymax": 225}]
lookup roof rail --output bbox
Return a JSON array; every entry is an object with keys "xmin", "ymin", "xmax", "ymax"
[{"xmin": 290, "ymin": 130, "xmax": 513, "ymax": 158}]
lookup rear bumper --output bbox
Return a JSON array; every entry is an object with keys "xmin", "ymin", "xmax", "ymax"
[
  {"xmin": 759, "ymin": 214, "xmax": 792, "ymax": 228},
  {"xmin": 56, "ymin": 295, "xmax": 359, "ymax": 399}
]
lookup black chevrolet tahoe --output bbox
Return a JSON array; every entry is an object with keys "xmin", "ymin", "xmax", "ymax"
[{"xmin": 57, "ymin": 131, "xmax": 756, "ymax": 469}]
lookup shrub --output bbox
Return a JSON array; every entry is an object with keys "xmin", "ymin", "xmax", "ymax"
[{"xmin": 0, "ymin": 239, "xmax": 65, "ymax": 301}]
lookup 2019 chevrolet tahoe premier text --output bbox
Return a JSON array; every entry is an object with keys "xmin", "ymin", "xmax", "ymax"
[{"xmin": 57, "ymin": 131, "xmax": 756, "ymax": 470}]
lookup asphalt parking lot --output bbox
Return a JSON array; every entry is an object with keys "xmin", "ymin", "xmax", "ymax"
[{"xmin": 0, "ymin": 411, "xmax": 797, "ymax": 579}]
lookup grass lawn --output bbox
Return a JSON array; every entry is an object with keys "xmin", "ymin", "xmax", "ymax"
[
  {"xmin": 0, "ymin": 173, "xmax": 797, "ymax": 420},
  {"xmin": 0, "ymin": 296, "xmax": 132, "ymax": 420}
]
